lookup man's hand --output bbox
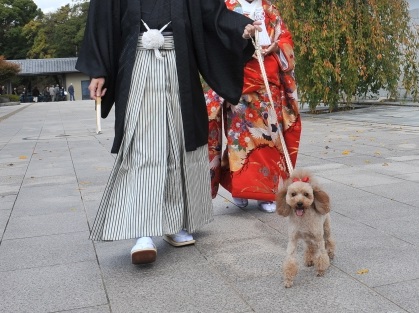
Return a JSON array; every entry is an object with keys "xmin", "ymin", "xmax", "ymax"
[
  {"xmin": 242, "ymin": 21, "xmax": 262, "ymax": 39},
  {"xmin": 89, "ymin": 78, "xmax": 107, "ymax": 100}
]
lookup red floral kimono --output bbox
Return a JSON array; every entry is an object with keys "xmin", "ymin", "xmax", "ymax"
[{"xmin": 205, "ymin": 0, "xmax": 301, "ymax": 201}]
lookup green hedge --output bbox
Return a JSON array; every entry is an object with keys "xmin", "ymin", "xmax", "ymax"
[{"xmin": 4, "ymin": 94, "xmax": 20, "ymax": 102}]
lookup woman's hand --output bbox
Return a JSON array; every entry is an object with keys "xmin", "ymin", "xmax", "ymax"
[
  {"xmin": 89, "ymin": 78, "xmax": 107, "ymax": 100},
  {"xmin": 262, "ymin": 41, "xmax": 279, "ymax": 56},
  {"xmin": 242, "ymin": 21, "xmax": 262, "ymax": 39}
]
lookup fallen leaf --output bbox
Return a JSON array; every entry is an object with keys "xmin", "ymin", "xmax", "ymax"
[
  {"xmin": 342, "ymin": 150, "xmax": 351, "ymax": 155},
  {"xmin": 364, "ymin": 160, "xmax": 371, "ymax": 164},
  {"xmin": 374, "ymin": 151, "xmax": 381, "ymax": 156},
  {"xmin": 95, "ymin": 166, "xmax": 111, "ymax": 171},
  {"xmin": 356, "ymin": 269, "xmax": 369, "ymax": 275},
  {"xmin": 19, "ymin": 156, "xmax": 27, "ymax": 159},
  {"xmin": 382, "ymin": 163, "xmax": 389, "ymax": 166}
]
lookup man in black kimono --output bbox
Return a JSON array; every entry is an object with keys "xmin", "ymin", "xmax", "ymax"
[{"xmin": 76, "ymin": 0, "xmax": 260, "ymax": 264}]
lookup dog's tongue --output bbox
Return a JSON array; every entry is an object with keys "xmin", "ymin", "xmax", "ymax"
[{"xmin": 296, "ymin": 209, "xmax": 304, "ymax": 216}]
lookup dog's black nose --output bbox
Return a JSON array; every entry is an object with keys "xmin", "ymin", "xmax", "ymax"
[{"xmin": 297, "ymin": 202, "xmax": 303, "ymax": 207}]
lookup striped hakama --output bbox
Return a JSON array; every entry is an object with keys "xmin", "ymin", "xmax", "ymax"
[{"xmin": 90, "ymin": 36, "xmax": 214, "ymax": 241}]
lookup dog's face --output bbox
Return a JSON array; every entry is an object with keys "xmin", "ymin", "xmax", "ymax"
[
  {"xmin": 285, "ymin": 181, "xmax": 314, "ymax": 217},
  {"xmin": 276, "ymin": 171, "xmax": 330, "ymax": 217}
]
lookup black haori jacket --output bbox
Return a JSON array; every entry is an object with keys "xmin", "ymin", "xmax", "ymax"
[{"xmin": 76, "ymin": 0, "xmax": 254, "ymax": 153}]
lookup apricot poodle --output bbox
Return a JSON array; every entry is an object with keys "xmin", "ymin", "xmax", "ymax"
[{"xmin": 276, "ymin": 169, "xmax": 335, "ymax": 288}]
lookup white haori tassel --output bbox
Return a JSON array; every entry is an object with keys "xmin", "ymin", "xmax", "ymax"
[
  {"xmin": 254, "ymin": 7, "xmax": 272, "ymax": 46},
  {"xmin": 141, "ymin": 20, "xmax": 171, "ymax": 60},
  {"xmin": 237, "ymin": 0, "xmax": 271, "ymax": 46}
]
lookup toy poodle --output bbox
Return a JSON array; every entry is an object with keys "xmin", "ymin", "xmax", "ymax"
[{"xmin": 276, "ymin": 169, "xmax": 335, "ymax": 288}]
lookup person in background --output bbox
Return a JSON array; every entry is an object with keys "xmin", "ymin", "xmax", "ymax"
[
  {"xmin": 68, "ymin": 83, "xmax": 75, "ymax": 101},
  {"xmin": 49, "ymin": 85, "xmax": 55, "ymax": 101},
  {"xmin": 75, "ymin": 0, "xmax": 261, "ymax": 264},
  {"xmin": 32, "ymin": 86, "xmax": 40, "ymax": 103},
  {"xmin": 43, "ymin": 86, "xmax": 49, "ymax": 101},
  {"xmin": 205, "ymin": 0, "xmax": 301, "ymax": 212},
  {"xmin": 54, "ymin": 85, "xmax": 60, "ymax": 100}
]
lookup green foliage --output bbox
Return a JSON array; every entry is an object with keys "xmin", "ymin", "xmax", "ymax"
[
  {"xmin": 24, "ymin": 1, "xmax": 89, "ymax": 59},
  {"xmin": 275, "ymin": 0, "xmax": 419, "ymax": 112},
  {"xmin": 0, "ymin": 56, "xmax": 21, "ymax": 83},
  {"xmin": 1, "ymin": 0, "xmax": 89, "ymax": 59},
  {"xmin": 0, "ymin": 0, "xmax": 43, "ymax": 59},
  {"xmin": 3, "ymin": 94, "xmax": 20, "ymax": 102}
]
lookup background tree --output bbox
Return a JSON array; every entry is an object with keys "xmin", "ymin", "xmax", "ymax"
[
  {"xmin": 0, "ymin": 0, "xmax": 43, "ymax": 59},
  {"xmin": 275, "ymin": 0, "xmax": 419, "ymax": 111},
  {"xmin": 0, "ymin": 56, "xmax": 21, "ymax": 84},
  {"xmin": 24, "ymin": 1, "xmax": 89, "ymax": 59}
]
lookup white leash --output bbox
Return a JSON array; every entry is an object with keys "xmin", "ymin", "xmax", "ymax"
[{"xmin": 251, "ymin": 31, "xmax": 294, "ymax": 174}]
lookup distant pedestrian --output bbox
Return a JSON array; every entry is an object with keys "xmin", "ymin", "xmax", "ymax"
[
  {"xmin": 22, "ymin": 88, "xmax": 28, "ymax": 102},
  {"xmin": 0, "ymin": 85, "xmax": 4, "ymax": 95},
  {"xmin": 54, "ymin": 85, "xmax": 60, "ymax": 100},
  {"xmin": 32, "ymin": 86, "xmax": 40, "ymax": 103},
  {"xmin": 49, "ymin": 85, "xmax": 55, "ymax": 101},
  {"xmin": 12, "ymin": 88, "xmax": 18, "ymax": 95},
  {"xmin": 59, "ymin": 87, "xmax": 67, "ymax": 101},
  {"xmin": 68, "ymin": 83, "xmax": 75, "ymax": 101}
]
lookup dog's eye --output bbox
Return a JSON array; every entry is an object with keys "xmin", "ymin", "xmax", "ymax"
[
  {"xmin": 304, "ymin": 192, "xmax": 309, "ymax": 197},
  {"xmin": 291, "ymin": 192, "xmax": 297, "ymax": 197}
]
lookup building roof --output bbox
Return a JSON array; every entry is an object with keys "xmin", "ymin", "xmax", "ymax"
[{"xmin": 7, "ymin": 58, "xmax": 79, "ymax": 76}]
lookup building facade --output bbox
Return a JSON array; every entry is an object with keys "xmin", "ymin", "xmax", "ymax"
[{"xmin": 6, "ymin": 58, "xmax": 90, "ymax": 101}]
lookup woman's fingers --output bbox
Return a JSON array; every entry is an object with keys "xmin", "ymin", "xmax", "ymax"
[
  {"xmin": 242, "ymin": 21, "xmax": 263, "ymax": 39},
  {"xmin": 263, "ymin": 42, "xmax": 279, "ymax": 56}
]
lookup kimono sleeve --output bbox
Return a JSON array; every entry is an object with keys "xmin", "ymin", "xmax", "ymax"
[
  {"xmin": 190, "ymin": 0, "xmax": 255, "ymax": 105},
  {"xmin": 275, "ymin": 15, "xmax": 295, "ymax": 73},
  {"xmin": 75, "ymin": 0, "xmax": 120, "ymax": 117}
]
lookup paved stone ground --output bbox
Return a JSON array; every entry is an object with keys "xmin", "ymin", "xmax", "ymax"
[{"xmin": 0, "ymin": 101, "xmax": 418, "ymax": 313}]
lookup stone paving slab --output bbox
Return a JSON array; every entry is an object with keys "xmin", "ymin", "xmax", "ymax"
[
  {"xmin": 0, "ymin": 261, "xmax": 107, "ymax": 313},
  {"xmin": 0, "ymin": 231, "xmax": 95, "ymax": 272},
  {"xmin": 62, "ymin": 305, "xmax": 111, "ymax": 313},
  {"xmin": 233, "ymin": 269, "xmax": 405, "ymax": 313},
  {"xmin": 1, "ymin": 101, "xmax": 419, "ymax": 313},
  {"xmin": 4, "ymin": 211, "xmax": 89, "ymax": 240},
  {"xmin": 374, "ymin": 279, "xmax": 419, "ymax": 313}
]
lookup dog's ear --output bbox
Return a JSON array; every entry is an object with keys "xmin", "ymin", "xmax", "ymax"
[
  {"xmin": 313, "ymin": 186, "xmax": 330, "ymax": 215},
  {"xmin": 276, "ymin": 186, "xmax": 292, "ymax": 217}
]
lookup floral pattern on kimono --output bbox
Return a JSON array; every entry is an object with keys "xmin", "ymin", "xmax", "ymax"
[{"xmin": 205, "ymin": 0, "xmax": 301, "ymax": 200}]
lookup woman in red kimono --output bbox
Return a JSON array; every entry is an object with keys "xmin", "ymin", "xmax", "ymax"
[{"xmin": 205, "ymin": 0, "xmax": 302, "ymax": 212}]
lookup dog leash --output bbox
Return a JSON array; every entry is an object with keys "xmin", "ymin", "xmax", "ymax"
[{"xmin": 251, "ymin": 31, "xmax": 294, "ymax": 175}]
